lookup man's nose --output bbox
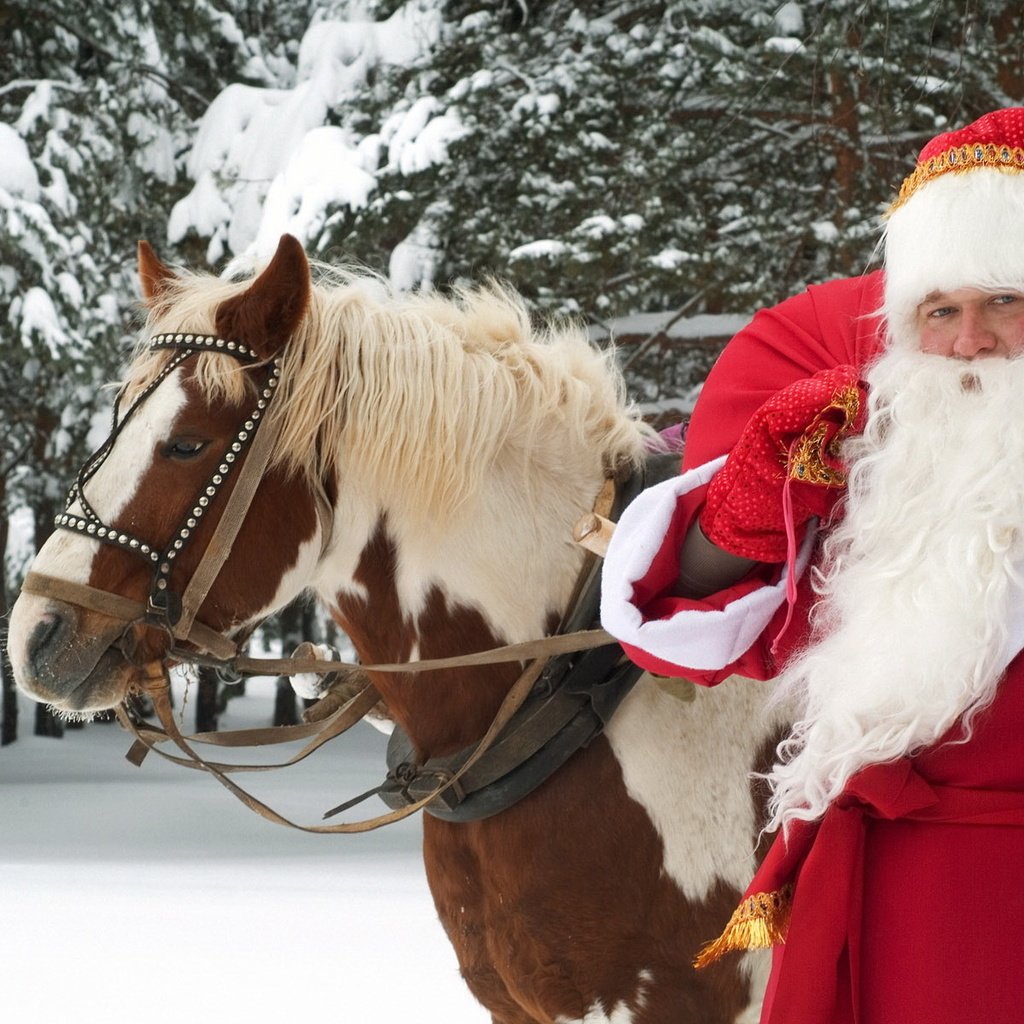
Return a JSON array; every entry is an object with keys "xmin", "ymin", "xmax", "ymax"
[{"xmin": 953, "ymin": 310, "xmax": 999, "ymax": 358}]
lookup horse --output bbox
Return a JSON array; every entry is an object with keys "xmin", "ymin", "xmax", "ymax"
[{"xmin": 9, "ymin": 235, "xmax": 781, "ymax": 1024}]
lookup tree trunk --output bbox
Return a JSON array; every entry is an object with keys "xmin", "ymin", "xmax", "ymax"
[
  {"xmin": 994, "ymin": 5, "xmax": 1024, "ymax": 102},
  {"xmin": 272, "ymin": 599, "xmax": 307, "ymax": 727},
  {"xmin": 0, "ymin": 614, "xmax": 16, "ymax": 744},
  {"xmin": 29, "ymin": 486, "xmax": 65, "ymax": 737},
  {"xmin": 273, "ymin": 676, "xmax": 299, "ymax": 726},
  {"xmin": 195, "ymin": 667, "xmax": 221, "ymax": 733},
  {"xmin": 269, "ymin": 599, "xmax": 325, "ymax": 726},
  {"xmin": 1, "ymin": 633, "xmax": 17, "ymax": 745},
  {"xmin": 828, "ymin": 25, "xmax": 863, "ymax": 214},
  {"xmin": 34, "ymin": 702, "xmax": 64, "ymax": 738},
  {"xmin": 0, "ymin": 472, "xmax": 17, "ymax": 745}
]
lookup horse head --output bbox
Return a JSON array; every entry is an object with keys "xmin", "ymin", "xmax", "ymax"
[
  {"xmin": 9, "ymin": 235, "xmax": 328, "ymax": 714},
  {"xmin": 12, "ymin": 231, "xmax": 650, "ymax": 749}
]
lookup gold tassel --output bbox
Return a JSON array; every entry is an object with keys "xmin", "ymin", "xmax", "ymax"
[{"xmin": 693, "ymin": 885, "xmax": 793, "ymax": 969}]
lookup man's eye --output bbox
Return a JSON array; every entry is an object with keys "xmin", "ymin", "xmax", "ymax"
[
  {"xmin": 928, "ymin": 306, "xmax": 955, "ymax": 318},
  {"xmin": 163, "ymin": 438, "xmax": 208, "ymax": 460},
  {"xmin": 992, "ymin": 294, "xmax": 1018, "ymax": 306}
]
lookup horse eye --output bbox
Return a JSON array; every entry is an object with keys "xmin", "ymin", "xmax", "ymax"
[{"xmin": 163, "ymin": 438, "xmax": 208, "ymax": 460}]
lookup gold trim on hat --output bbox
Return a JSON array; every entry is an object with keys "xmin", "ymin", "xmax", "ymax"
[{"xmin": 888, "ymin": 142, "xmax": 1024, "ymax": 214}]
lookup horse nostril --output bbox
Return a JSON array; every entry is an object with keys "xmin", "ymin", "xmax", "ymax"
[{"xmin": 26, "ymin": 612, "xmax": 70, "ymax": 675}]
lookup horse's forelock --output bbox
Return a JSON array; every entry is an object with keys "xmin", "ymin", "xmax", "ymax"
[{"xmin": 123, "ymin": 272, "xmax": 267, "ymax": 406}]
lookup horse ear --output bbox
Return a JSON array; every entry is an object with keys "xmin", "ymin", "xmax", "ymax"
[
  {"xmin": 138, "ymin": 240, "xmax": 175, "ymax": 303},
  {"xmin": 215, "ymin": 234, "xmax": 311, "ymax": 359}
]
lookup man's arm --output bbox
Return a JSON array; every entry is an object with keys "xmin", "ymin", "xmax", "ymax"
[
  {"xmin": 601, "ymin": 273, "xmax": 882, "ymax": 683},
  {"xmin": 673, "ymin": 523, "xmax": 758, "ymax": 599}
]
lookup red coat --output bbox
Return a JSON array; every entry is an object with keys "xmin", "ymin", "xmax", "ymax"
[{"xmin": 601, "ymin": 270, "xmax": 1024, "ymax": 1023}]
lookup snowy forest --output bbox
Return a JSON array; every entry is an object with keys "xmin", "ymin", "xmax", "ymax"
[{"xmin": 3, "ymin": 0, "xmax": 1024, "ymax": 746}]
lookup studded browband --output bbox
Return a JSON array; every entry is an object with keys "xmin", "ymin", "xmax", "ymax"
[{"xmin": 54, "ymin": 332, "xmax": 281, "ymax": 639}]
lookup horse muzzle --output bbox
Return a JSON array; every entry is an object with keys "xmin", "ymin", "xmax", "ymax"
[{"xmin": 8, "ymin": 591, "xmax": 148, "ymax": 712}]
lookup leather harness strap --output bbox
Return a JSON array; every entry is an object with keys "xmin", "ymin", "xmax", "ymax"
[
  {"xmin": 22, "ymin": 571, "xmax": 237, "ymax": 660},
  {"xmin": 174, "ymin": 413, "xmax": 284, "ymax": 642},
  {"xmin": 118, "ymin": 673, "xmax": 382, "ymax": 772},
  {"xmin": 117, "ymin": 655, "xmax": 552, "ymax": 833},
  {"xmin": 376, "ymin": 451, "xmax": 682, "ymax": 823}
]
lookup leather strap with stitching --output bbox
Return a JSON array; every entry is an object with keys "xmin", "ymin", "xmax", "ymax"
[{"xmin": 175, "ymin": 414, "xmax": 283, "ymax": 640}]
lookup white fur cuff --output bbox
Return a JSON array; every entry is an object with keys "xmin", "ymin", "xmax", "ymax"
[{"xmin": 600, "ymin": 457, "xmax": 815, "ymax": 672}]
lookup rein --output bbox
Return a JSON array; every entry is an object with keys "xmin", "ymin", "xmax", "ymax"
[
  {"xmin": 99, "ymin": 589, "xmax": 615, "ymax": 833},
  {"xmin": 21, "ymin": 571, "xmax": 615, "ymax": 677},
  {"xmin": 22, "ymin": 569, "xmax": 615, "ymax": 832},
  {"xmin": 113, "ymin": 657, "xmax": 555, "ymax": 834}
]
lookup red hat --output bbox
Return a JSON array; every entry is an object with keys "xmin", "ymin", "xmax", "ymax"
[{"xmin": 884, "ymin": 108, "xmax": 1024, "ymax": 346}]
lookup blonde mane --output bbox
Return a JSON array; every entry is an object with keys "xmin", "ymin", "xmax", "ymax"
[{"xmin": 126, "ymin": 265, "xmax": 653, "ymax": 515}]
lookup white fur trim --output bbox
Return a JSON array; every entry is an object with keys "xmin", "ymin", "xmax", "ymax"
[
  {"xmin": 884, "ymin": 168, "xmax": 1024, "ymax": 347},
  {"xmin": 600, "ymin": 457, "xmax": 815, "ymax": 672}
]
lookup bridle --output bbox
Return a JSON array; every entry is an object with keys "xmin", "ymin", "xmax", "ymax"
[{"xmin": 46, "ymin": 331, "xmax": 287, "ymax": 657}]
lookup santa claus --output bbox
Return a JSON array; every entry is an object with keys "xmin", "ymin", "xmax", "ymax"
[{"xmin": 601, "ymin": 108, "xmax": 1024, "ymax": 1023}]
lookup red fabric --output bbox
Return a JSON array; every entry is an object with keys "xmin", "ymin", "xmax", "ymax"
[
  {"xmin": 751, "ymin": 737, "xmax": 1024, "ymax": 1024},
  {"xmin": 622, "ymin": 272, "xmax": 885, "ymax": 684},
  {"xmin": 699, "ymin": 365, "xmax": 866, "ymax": 562},
  {"xmin": 681, "ymin": 273, "xmax": 884, "ymax": 471},
  {"xmin": 918, "ymin": 107, "xmax": 1024, "ymax": 163},
  {"xmin": 619, "ymin": 270, "xmax": 1024, "ymax": 1021}
]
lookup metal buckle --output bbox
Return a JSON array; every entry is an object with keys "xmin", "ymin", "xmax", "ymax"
[{"xmin": 146, "ymin": 589, "xmax": 182, "ymax": 630}]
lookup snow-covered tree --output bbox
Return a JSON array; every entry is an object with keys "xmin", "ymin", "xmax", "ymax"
[
  {"xmin": 166, "ymin": 1, "xmax": 1024, "ymax": 324},
  {"xmin": 334, "ymin": 0, "xmax": 1024, "ymax": 315},
  {"xmin": 1, "ymin": 0, "xmax": 326, "ymax": 554},
  {"xmin": 5, "ymin": 0, "xmax": 1024, "ymax": 740}
]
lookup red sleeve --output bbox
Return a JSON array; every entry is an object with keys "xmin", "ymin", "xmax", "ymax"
[
  {"xmin": 601, "ymin": 273, "xmax": 886, "ymax": 685},
  {"xmin": 624, "ymin": 480, "xmax": 785, "ymax": 682}
]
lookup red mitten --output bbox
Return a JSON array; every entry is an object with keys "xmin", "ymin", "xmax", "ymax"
[{"xmin": 699, "ymin": 366, "xmax": 867, "ymax": 562}]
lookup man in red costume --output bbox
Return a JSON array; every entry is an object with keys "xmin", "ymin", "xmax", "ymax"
[{"xmin": 601, "ymin": 107, "xmax": 1024, "ymax": 1023}]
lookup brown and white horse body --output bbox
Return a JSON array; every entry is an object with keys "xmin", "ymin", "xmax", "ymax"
[{"xmin": 9, "ymin": 236, "xmax": 775, "ymax": 1023}]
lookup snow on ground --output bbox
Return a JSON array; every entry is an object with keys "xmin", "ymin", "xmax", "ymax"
[{"xmin": 0, "ymin": 683, "xmax": 487, "ymax": 1024}]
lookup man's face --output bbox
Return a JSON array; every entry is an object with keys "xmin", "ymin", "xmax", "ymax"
[{"xmin": 916, "ymin": 287, "xmax": 1024, "ymax": 358}]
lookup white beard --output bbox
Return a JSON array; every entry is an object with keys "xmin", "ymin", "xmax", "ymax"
[{"xmin": 766, "ymin": 346, "xmax": 1024, "ymax": 831}]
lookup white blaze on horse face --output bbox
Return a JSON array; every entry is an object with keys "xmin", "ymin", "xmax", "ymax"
[
  {"xmin": 30, "ymin": 370, "xmax": 189, "ymax": 586},
  {"xmin": 7, "ymin": 370, "xmax": 188, "ymax": 683}
]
